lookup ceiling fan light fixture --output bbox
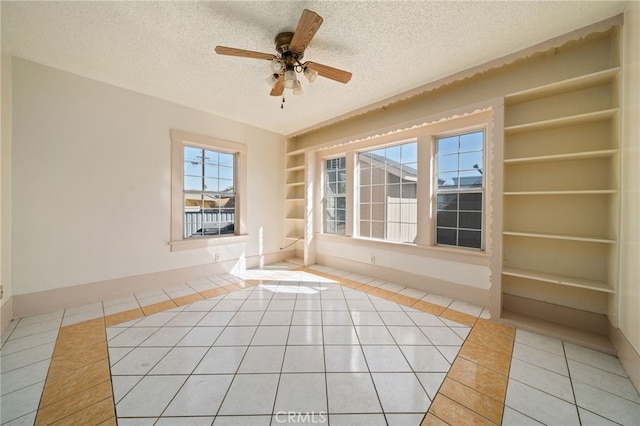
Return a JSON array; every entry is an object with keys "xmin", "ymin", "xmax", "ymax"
[
  {"xmin": 292, "ymin": 80, "xmax": 304, "ymax": 95},
  {"xmin": 283, "ymin": 69, "xmax": 298, "ymax": 89},
  {"xmin": 304, "ymin": 66, "xmax": 318, "ymax": 83},
  {"xmin": 265, "ymin": 73, "xmax": 279, "ymax": 88},
  {"xmin": 270, "ymin": 59, "xmax": 283, "ymax": 73}
]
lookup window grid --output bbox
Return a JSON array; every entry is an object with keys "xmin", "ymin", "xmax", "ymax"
[
  {"xmin": 183, "ymin": 145, "xmax": 236, "ymax": 238},
  {"xmin": 435, "ymin": 131, "xmax": 484, "ymax": 249},
  {"xmin": 324, "ymin": 157, "xmax": 346, "ymax": 235},
  {"xmin": 357, "ymin": 142, "xmax": 418, "ymax": 243}
]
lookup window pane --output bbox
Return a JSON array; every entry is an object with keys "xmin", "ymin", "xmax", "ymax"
[
  {"xmin": 437, "ymin": 211, "xmax": 457, "ymax": 228},
  {"xmin": 184, "ymin": 175, "xmax": 202, "ymax": 191},
  {"xmin": 438, "ymin": 154, "xmax": 458, "ymax": 173},
  {"xmin": 386, "ymin": 145, "xmax": 401, "ymax": 163},
  {"xmin": 458, "ymin": 230, "xmax": 481, "ymax": 248},
  {"xmin": 460, "ymin": 131, "xmax": 483, "ymax": 152},
  {"xmin": 437, "ymin": 194, "xmax": 458, "ymax": 211},
  {"xmin": 372, "ymin": 221, "xmax": 385, "ymax": 239},
  {"xmin": 438, "ymin": 136, "xmax": 458, "ymax": 155},
  {"xmin": 438, "ymin": 171, "xmax": 458, "ymax": 189},
  {"xmin": 184, "ymin": 146, "xmax": 202, "ymax": 163},
  {"xmin": 459, "ymin": 151, "xmax": 483, "ymax": 171},
  {"xmin": 203, "ymin": 177, "xmax": 218, "ymax": 192},
  {"xmin": 401, "ymin": 143, "xmax": 417, "ymax": 163},
  {"xmin": 219, "ymin": 152, "xmax": 234, "ymax": 167},
  {"xmin": 219, "ymin": 165, "xmax": 234, "ymax": 180},
  {"xmin": 219, "ymin": 179, "xmax": 234, "ymax": 193},
  {"xmin": 324, "ymin": 156, "xmax": 346, "ymax": 235},
  {"xmin": 436, "ymin": 228, "xmax": 457, "ymax": 246},
  {"xmin": 203, "ymin": 150, "xmax": 218, "ymax": 165},
  {"xmin": 459, "ymin": 193, "xmax": 482, "ymax": 210},
  {"xmin": 435, "ymin": 131, "xmax": 484, "ymax": 249},
  {"xmin": 360, "ymin": 186, "xmax": 371, "ymax": 202},
  {"xmin": 183, "ymin": 145, "xmax": 236, "ymax": 239},
  {"xmin": 360, "ymin": 204, "xmax": 370, "ymax": 220},
  {"xmin": 359, "ymin": 221, "xmax": 370, "ymax": 238},
  {"xmin": 459, "ymin": 211, "xmax": 482, "ymax": 230},
  {"xmin": 184, "ymin": 161, "xmax": 202, "ymax": 177},
  {"xmin": 358, "ymin": 141, "xmax": 417, "ymax": 243}
]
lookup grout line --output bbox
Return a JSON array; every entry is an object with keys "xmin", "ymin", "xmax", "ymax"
[{"xmin": 31, "ymin": 267, "xmax": 503, "ymax": 424}]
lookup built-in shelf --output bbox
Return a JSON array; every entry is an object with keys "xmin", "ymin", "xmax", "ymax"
[
  {"xmin": 286, "ymin": 198, "xmax": 304, "ymax": 202},
  {"xmin": 504, "ymin": 108, "xmax": 619, "ymax": 135},
  {"xmin": 505, "ymin": 68, "xmax": 620, "ymax": 105},
  {"xmin": 500, "ymin": 310, "xmax": 615, "ymax": 355},
  {"xmin": 286, "ymin": 217, "xmax": 304, "ymax": 221},
  {"xmin": 286, "ymin": 182, "xmax": 305, "ymax": 187},
  {"xmin": 504, "ymin": 149, "xmax": 618, "ymax": 164},
  {"xmin": 503, "ymin": 231, "xmax": 616, "ymax": 244},
  {"xmin": 286, "ymin": 165, "xmax": 305, "ymax": 172},
  {"xmin": 504, "ymin": 189, "xmax": 617, "ymax": 196},
  {"xmin": 502, "ymin": 267, "xmax": 614, "ymax": 294}
]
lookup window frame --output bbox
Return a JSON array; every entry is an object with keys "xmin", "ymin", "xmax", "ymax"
[
  {"xmin": 323, "ymin": 156, "xmax": 347, "ymax": 235},
  {"xmin": 356, "ymin": 140, "xmax": 419, "ymax": 243},
  {"xmin": 433, "ymin": 129, "xmax": 486, "ymax": 250},
  {"xmin": 170, "ymin": 129, "xmax": 248, "ymax": 251},
  {"xmin": 315, "ymin": 111, "xmax": 491, "ymax": 254}
]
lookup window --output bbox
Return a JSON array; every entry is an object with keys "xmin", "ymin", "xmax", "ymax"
[
  {"xmin": 170, "ymin": 130, "xmax": 247, "ymax": 251},
  {"xmin": 358, "ymin": 141, "xmax": 418, "ymax": 243},
  {"xmin": 324, "ymin": 157, "xmax": 346, "ymax": 234},
  {"xmin": 435, "ymin": 130, "xmax": 484, "ymax": 249},
  {"xmin": 183, "ymin": 146, "xmax": 235, "ymax": 238}
]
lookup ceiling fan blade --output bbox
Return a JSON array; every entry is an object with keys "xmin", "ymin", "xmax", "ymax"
[
  {"xmin": 215, "ymin": 46, "xmax": 275, "ymax": 61},
  {"xmin": 270, "ymin": 75, "xmax": 284, "ymax": 96},
  {"xmin": 307, "ymin": 62, "xmax": 352, "ymax": 84},
  {"xmin": 289, "ymin": 9, "xmax": 323, "ymax": 53}
]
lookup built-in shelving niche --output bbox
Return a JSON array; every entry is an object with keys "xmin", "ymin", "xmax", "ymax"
[{"xmin": 500, "ymin": 63, "xmax": 620, "ymax": 350}]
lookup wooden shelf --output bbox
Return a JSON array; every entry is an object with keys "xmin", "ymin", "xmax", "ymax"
[
  {"xmin": 502, "ymin": 266, "xmax": 614, "ymax": 293},
  {"xmin": 504, "ymin": 109, "xmax": 619, "ymax": 135},
  {"xmin": 504, "ymin": 149, "xmax": 618, "ymax": 165},
  {"xmin": 286, "ymin": 217, "xmax": 304, "ymax": 221},
  {"xmin": 285, "ymin": 234, "xmax": 304, "ymax": 240},
  {"xmin": 503, "ymin": 231, "xmax": 615, "ymax": 244},
  {"xmin": 505, "ymin": 68, "xmax": 620, "ymax": 105},
  {"xmin": 285, "ymin": 198, "xmax": 304, "ymax": 202},
  {"xmin": 504, "ymin": 189, "xmax": 616, "ymax": 196},
  {"xmin": 286, "ymin": 182, "xmax": 305, "ymax": 187}
]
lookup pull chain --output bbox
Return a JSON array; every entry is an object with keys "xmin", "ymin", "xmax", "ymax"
[{"xmin": 281, "ymin": 95, "xmax": 285, "ymax": 109}]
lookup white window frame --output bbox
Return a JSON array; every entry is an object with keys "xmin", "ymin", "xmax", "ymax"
[
  {"xmin": 323, "ymin": 156, "xmax": 347, "ymax": 235},
  {"xmin": 433, "ymin": 129, "xmax": 486, "ymax": 250},
  {"xmin": 315, "ymin": 110, "xmax": 491, "ymax": 254},
  {"xmin": 170, "ymin": 129, "xmax": 247, "ymax": 252}
]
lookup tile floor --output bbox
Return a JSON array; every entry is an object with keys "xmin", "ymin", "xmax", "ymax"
[{"xmin": 0, "ymin": 262, "xmax": 638, "ymax": 425}]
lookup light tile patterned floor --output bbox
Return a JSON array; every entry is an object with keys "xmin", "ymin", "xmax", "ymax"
[{"xmin": 0, "ymin": 262, "xmax": 638, "ymax": 425}]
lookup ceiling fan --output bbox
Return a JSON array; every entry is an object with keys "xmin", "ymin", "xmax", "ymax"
[{"xmin": 215, "ymin": 9, "xmax": 352, "ymax": 101}]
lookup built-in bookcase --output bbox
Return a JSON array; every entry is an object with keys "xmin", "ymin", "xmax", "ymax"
[
  {"xmin": 501, "ymin": 64, "xmax": 621, "ymax": 341},
  {"xmin": 284, "ymin": 145, "xmax": 306, "ymax": 244}
]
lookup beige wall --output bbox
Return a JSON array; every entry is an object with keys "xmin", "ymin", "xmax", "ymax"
[
  {"xmin": 1, "ymin": 39, "xmax": 13, "ymax": 331},
  {"xmin": 10, "ymin": 59, "xmax": 285, "ymax": 302},
  {"xmin": 619, "ymin": 3, "xmax": 640, "ymax": 379}
]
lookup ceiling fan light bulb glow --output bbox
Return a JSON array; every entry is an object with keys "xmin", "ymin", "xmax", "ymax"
[
  {"xmin": 283, "ymin": 69, "xmax": 297, "ymax": 89},
  {"xmin": 265, "ymin": 74, "xmax": 279, "ymax": 88},
  {"xmin": 271, "ymin": 59, "xmax": 283, "ymax": 73},
  {"xmin": 292, "ymin": 80, "xmax": 304, "ymax": 95},
  {"xmin": 304, "ymin": 67, "xmax": 318, "ymax": 83}
]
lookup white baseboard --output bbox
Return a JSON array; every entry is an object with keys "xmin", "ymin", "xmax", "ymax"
[
  {"xmin": 11, "ymin": 250, "xmax": 288, "ymax": 319},
  {"xmin": 315, "ymin": 253, "xmax": 490, "ymax": 308},
  {"xmin": 609, "ymin": 323, "xmax": 640, "ymax": 394}
]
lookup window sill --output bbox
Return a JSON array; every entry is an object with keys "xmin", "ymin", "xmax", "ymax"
[{"xmin": 169, "ymin": 234, "xmax": 249, "ymax": 252}]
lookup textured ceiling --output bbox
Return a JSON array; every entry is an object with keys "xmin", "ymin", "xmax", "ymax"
[{"xmin": 1, "ymin": 1, "xmax": 628, "ymax": 135}]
